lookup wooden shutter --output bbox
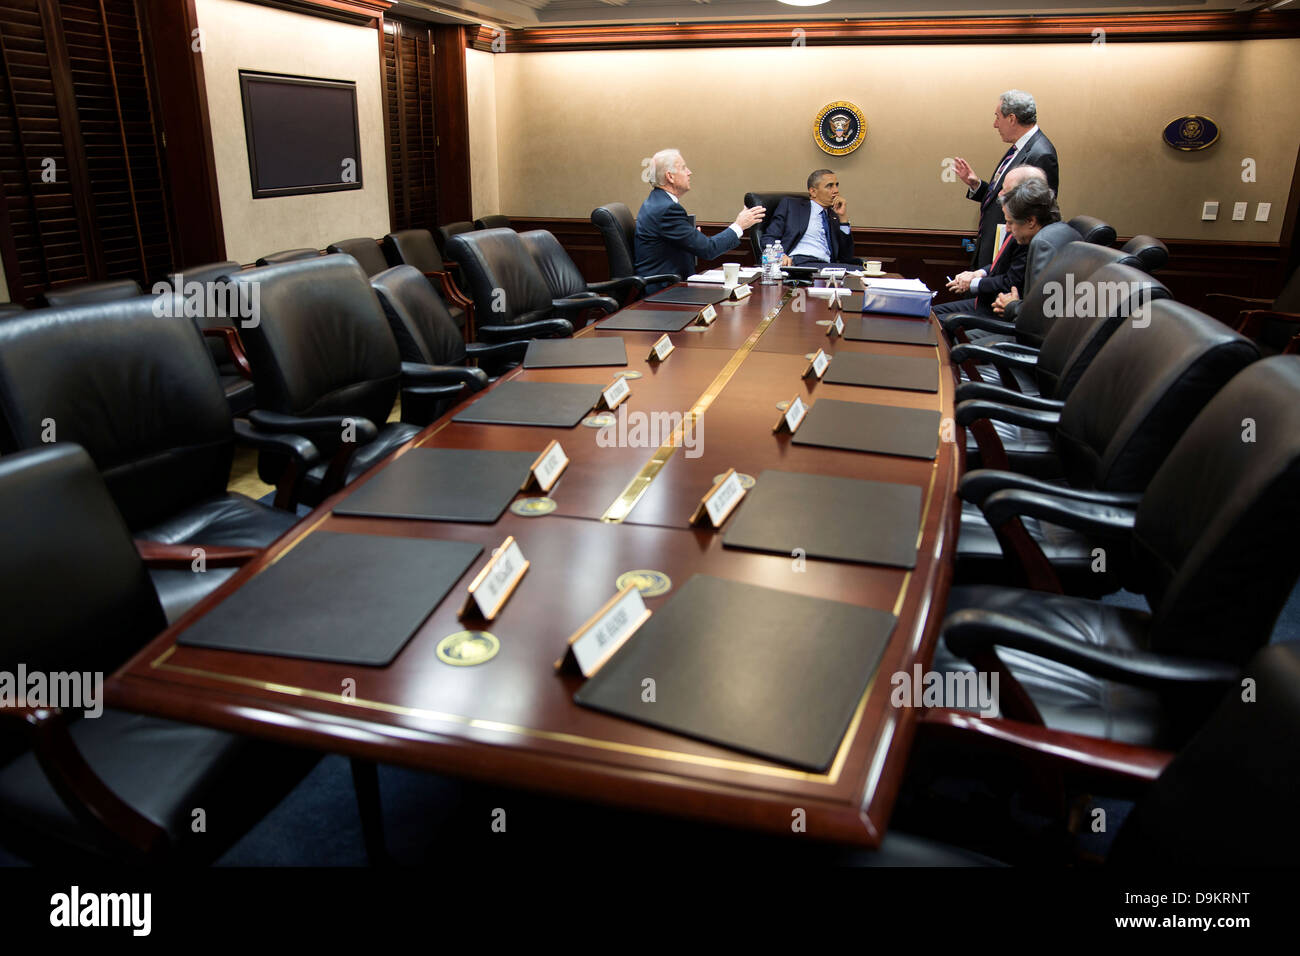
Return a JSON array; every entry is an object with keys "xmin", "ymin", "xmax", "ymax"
[{"xmin": 383, "ymin": 17, "xmax": 437, "ymax": 232}]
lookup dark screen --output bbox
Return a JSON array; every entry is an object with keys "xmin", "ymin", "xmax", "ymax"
[{"xmin": 240, "ymin": 72, "xmax": 362, "ymax": 197}]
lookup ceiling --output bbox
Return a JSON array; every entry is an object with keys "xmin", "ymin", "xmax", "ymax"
[{"xmin": 390, "ymin": 0, "xmax": 1289, "ymax": 31}]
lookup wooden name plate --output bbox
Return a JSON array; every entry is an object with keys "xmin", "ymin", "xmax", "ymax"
[
  {"xmin": 461, "ymin": 536, "xmax": 529, "ymax": 622},
  {"xmin": 555, "ymin": 584, "xmax": 651, "ymax": 677},
  {"xmin": 689, "ymin": 466, "xmax": 748, "ymax": 528}
]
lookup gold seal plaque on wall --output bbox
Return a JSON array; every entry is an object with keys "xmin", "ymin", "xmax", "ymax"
[
  {"xmin": 814, "ymin": 102, "xmax": 867, "ymax": 156},
  {"xmin": 436, "ymin": 630, "xmax": 500, "ymax": 666},
  {"xmin": 1162, "ymin": 114, "xmax": 1220, "ymax": 151}
]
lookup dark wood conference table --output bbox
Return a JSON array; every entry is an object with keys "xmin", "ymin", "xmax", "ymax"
[{"xmin": 106, "ymin": 277, "xmax": 961, "ymax": 848}]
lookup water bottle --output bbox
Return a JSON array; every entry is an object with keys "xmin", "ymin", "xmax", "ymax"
[
  {"xmin": 761, "ymin": 244, "xmax": 773, "ymax": 284},
  {"xmin": 772, "ymin": 241, "xmax": 784, "ymax": 281}
]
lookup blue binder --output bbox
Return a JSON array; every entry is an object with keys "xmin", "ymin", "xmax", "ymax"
[{"xmin": 860, "ymin": 287, "xmax": 934, "ymax": 318}]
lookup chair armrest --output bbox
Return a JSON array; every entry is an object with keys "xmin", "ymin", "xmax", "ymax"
[
  {"xmin": 134, "ymin": 541, "xmax": 261, "ymax": 569},
  {"xmin": 955, "ymin": 382, "xmax": 1064, "ymax": 412},
  {"xmin": 8, "ymin": 706, "xmax": 169, "ymax": 858},
  {"xmin": 979, "ymin": 488, "xmax": 1138, "ymax": 541},
  {"xmin": 959, "ymin": 469, "xmax": 1142, "ymax": 509},
  {"xmin": 920, "ymin": 708, "xmax": 1172, "ymax": 791},
  {"xmin": 942, "ymin": 607, "xmax": 1242, "ymax": 693},
  {"xmin": 992, "ymin": 342, "xmax": 1041, "ymax": 356},
  {"xmin": 950, "ymin": 343, "xmax": 1038, "ymax": 372},
  {"xmin": 639, "ymin": 273, "xmax": 682, "ymax": 287},
  {"xmin": 477, "ymin": 319, "xmax": 574, "ymax": 343},
  {"xmin": 425, "ymin": 270, "xmax": 473, "ymax": 311},
  {"xmin": 466, "ymin": 339, "xmax": 529, "ymax": 367},
  {"xmin": 939, "ymin": 312, "xmax": 1016, "ymax": 338},
  {"xmin": 588, "ymin": 276, "xmax": 644, "ymax": 301},
  {"xmin": 401, "ymin": 362, "xmax": 488, "ymax": 392},
  {"xmin": 954, "ymin": 399, "xmax": 1061, "ymax": 431},
  {"xmin": 200, "ymin": 326, "xmax": 252, "ymax": 379},
  {"xmin": 231, "ymin": 418, "xmax": 321, "ymax": 467},
  {"xmin": 1237, "ymin": 309, "xmax": 1300, "ymax": 339},
  {"xmin": 553, "ymin": 294, "xmax": 620, "ymax": 316},
  {"xmin": 248, "ymin": 410, "xmax": 379, "ymax": 449}
]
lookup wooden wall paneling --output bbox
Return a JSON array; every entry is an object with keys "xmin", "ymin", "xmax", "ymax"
[{"xmin": 431, "ymin": 23, "xmax": 470, "ymax": 226}]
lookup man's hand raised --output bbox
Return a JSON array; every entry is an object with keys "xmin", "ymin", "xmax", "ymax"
[
  {"xmin": 735, "ymin": 205, "xmax": 766, "ymax": 231},
  {"xmin": 952, "ymin": 157, "xmax": 981, "ymax": 190}
]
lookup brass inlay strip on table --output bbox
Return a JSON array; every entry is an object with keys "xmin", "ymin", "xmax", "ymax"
[{"xmin": 600, "ymin": 291, "xmax": 793, "ymax": 523}]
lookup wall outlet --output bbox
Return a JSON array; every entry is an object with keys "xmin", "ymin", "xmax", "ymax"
[
  {"xmin": 1232, "ymin": 202, "xmax": 1248, "ymax": 221},
  {"xmin": 1202, "ymin": 201, "xmax": 1219, "ymax": 221},
  {"xmin": 1257, "ymin": 202, "xmax": 1272, "ymax": 222}
]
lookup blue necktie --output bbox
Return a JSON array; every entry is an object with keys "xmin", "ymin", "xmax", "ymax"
[{"xmin": 822, "ymin": 207, "xmax": 834, "ymax": 258}]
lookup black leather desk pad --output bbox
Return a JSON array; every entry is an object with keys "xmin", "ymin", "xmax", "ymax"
[
  {"xmin": 524, "ymin": 337, "xmax": 628, "ymax": 369},
  {"xmin": 574, "ymin": 574, "xmax": 895, "ymax": 771},
  {"xmin": 821, "ymin": 352, "xmax": 939, "ymax": 393},
  {"xmin": 792, "ymin": 400, "xmax": 940, "ymax": 460},
  {"xmin": 722, "ymin": 469, "xmax": 921, "ymax": 568},
  {"xmin": 598, "ymin": 309, "xmax": 700, "ymax": 332},
  {"xmin": 644, "ymin": 286, "xmax": 730, "ymax": 306},
  {"xmin": 178, "ymin": 531, "xmax": 482, "ymax": 666},
  {"xmin": 333, "ymin": 448, "xmax": 537, "ymax": 522},
  {"xmin": 453, "ymin": 381, "xmax": 605, "ymax": 427},
  {"xmin": 843, "ymin": 316, "xmax": 938, "ymax": 346}
]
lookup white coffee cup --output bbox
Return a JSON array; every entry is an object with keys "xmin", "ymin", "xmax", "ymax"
[
  {"xmin": 723, "ymin": 262, "xmax": 740, "ymax": 287},
  {"xmin": 865, "ymin": 260, "xmax": 884, "ymax": 275}
]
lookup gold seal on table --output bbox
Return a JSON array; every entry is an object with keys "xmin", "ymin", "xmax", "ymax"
[
  {"xmin": 616, "ymin": 370, "xmax": 643, "ymax": 380},
  {"xmin": 775, "ymin": 400, "xmax": 791, "ymax": 411},
  {"xmin": 712, "ymin": 472, "xmax": 755, "ymax": 490},
  {"xmin": 436, "ymin": 630, "xmax": 500, "ymax": 666},
  {"xmin": 582, "ymin": 413, "xmax": 617, "ymax": 428},
  {"xmin": 511, "ymin": 497, "xmax": 557, "ymax": 517},
  {"xmin": 615, "ymin": 569, "xmax": 672, "ymax": 598}
]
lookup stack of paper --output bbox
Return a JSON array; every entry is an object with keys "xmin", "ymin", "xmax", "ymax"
[
  {"xmin": 860, "ymin": 277, "xmax": 932, "ymax": 293},
  {"xmin": 687, "ymin": 266, "xmax": 762, "ymax": 283}
]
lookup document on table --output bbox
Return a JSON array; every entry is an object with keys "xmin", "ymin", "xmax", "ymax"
[{"xmin": 686, "ymin": 267, "xmax": 762, "ymax": 283}]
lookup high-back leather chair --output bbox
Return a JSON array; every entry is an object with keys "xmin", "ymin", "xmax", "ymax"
[
  {"xmin": 256, "ymin": 248, "xmax": 319, "ymax": 266},
  {"xmin": 518, "ymin": 229, "xmax": 640, "ymax": 319},
  {"xmin": 942, "ymin": 356, "xmax": 1300, "ymax": 749},
  {"xmin": 1066, "ymin": 215, "xmax": 1116, "ymax": 246},
  {"xmin": 436, "ymin": 220, "xmax": 474, "ymax": 254},
  {"xmin": 1001, "ymin": 221, "xmax": 1082, "ymax": 323},
  {"xmin": 370, "ymin": 265, "xmax": 529, "ymax": 421},
  {"xmin": 742, "ymin": 190, "xmax": 807, "ymax": 262},
  {"xmin": 166, "ymin": 260, "xmax": 255, "ymax": 416},
  {"xmin": 1120, "ymin": 235, "xmax": 1169, "ymax": 273},
  {"xmin": 956, "ymin": 301, "xmax": 1259, "ymax": 593},
  {"xmin": 227, "ymin": 255, "xmax": 462, "ymax": 505},
  {"xmin": 590, "ymin": 203, "xmax": 682, "ymax": 290},
  {"xmin": 326, "ymin": 238, "xmax": 389, "ymax": 278},
  {"xmin": 0, "ymin": 443, "xmax": 316, "ymax": 862},
  {"xmin": 1207, "ymin": 263, "xmax": 1300, "ymax": 356},
  {"xmin": 381, "ymin": 229, "xmax": 473, "ymax": 336},
  {"xmin": 445, "ymin": 229, "xmax": 576, "ymax": 343},
  {"xmin": 41, "ymin": 278, "xmax": 142, "ymax": 308},
  {"xmin": 474, "ymin": 214, "xmax": 511, "ymax": 231},
  {"xmin": 0, "ymin": 299, "xmax": 307, "ymax": 621}
]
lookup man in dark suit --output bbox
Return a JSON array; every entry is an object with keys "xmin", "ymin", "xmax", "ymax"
[
  {"xmin": 953, "ymin": 89, "xmax": 1059, "ymax": 267},
  {"xmin": 761, "ymin": 169, "xmax": 857, "ymax": 268},
  {"xmin": 934, "ymin": 177, "xmax": 1060, "ymax": 319},
  {"xmin": 634, "ymin": 149, "xmax": 765, "ymax": 291}
]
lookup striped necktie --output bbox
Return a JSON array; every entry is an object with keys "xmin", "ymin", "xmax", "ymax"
[
  {"xmin": 990, "ymin": 232, "xmax": 1014, "ymax": 269},
  {"xmin": 982, "ymin": 147, "xmax": 1018, "ymax": 208}
]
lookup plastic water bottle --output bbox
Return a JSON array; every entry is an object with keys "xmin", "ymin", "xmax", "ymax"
[
  {"xmin": 772, "ymin": 241, "xmax": 784, "ymax": 281},
  {"xmin": 761, "ymin": 244, "xmax": 773, "ymax": 284}
]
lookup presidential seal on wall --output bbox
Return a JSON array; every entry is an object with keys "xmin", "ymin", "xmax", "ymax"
[
  {"xmin": 1162, "ymin": 115, "xmax": 1220, "ymax": 151},
  {"xmin": 814, "ymin": 102, "xmax": 866, "ymax": 156}
]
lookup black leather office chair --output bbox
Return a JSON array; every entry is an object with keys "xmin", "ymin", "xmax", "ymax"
[
  {"xmin": 0, "ymin": 297, "xmax": 312, "ymax": 622},
  {"xmin": 939, "ymin": 355, "xmax": 1300, "ymax": 749},
  {"xmin": 952, "ymin": 262, "xmax": 1171, "ymax": 400},
  {"xmin": 382, "ymin": 229, "xmax": 474, "ymax": 336},
  {"xmin": 474, "ymin": 214, "xmax": 511, "ymax": 231},
  {"xmin": 41, "ymin": 278, "xmax": 142, "ymax": 308},
  {"xmin": 327, "ymin": 238, "xmax": 390, "ymax": 278},
  {"xmin": 227, "ymin": 255, "xmax": 462, "ymax": 505},
  {"xmin": 0, "ymin": 443, "xmax": 317, "ymax": 863},
  {"xmin": 518, "ymin": 229, "xmax": 638, "ymax": 320},
  {"xmin": 955, "ymin": 299, "xmax": 1259, "ymax": 592},
  {"xmin": 370, "ymin": 265, "xmax": 529, "ymax": 421},
  {"xmin": 741, "ymin": 190, "xmax": 809, "ymax": 263},
  {"xmin": 999, "ymin": 221, "xmax": 1082, "ymax": 324},
  {"xmin": 1066, "ymin": 215, "xmax": 1116, "ymax": 246},
  {"xmin": 941, "ymin": 241, "xmax": 1143, "ymax": 349},
  {"xmin": 1120, "ymin": 235, "xmax": 1169, "ymax": 273},
  {"xmin": 435, "ymin": 220, "xmax": 474, "ymax": 254},
  {"xmin": 256, "ymin": 248, "xmax": 319, "ymax": 266},
  {"xmin": 590, "ymin": 202, "xmax": 681, "ymax": 290},
  {"xmin": 445, "ymin": 229, "xmax": 577, "ymax": 343},
  {"xmin": 166, "ymin": 260, "xmax": 256, "ymax": 417}
]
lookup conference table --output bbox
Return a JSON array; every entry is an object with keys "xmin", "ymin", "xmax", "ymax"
[{"xmin": 106, "ymin": 275, "xmax": 961, "ymax": 849}]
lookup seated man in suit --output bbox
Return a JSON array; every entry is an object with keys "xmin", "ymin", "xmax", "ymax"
[
  {"xmin": 934, "ymin": 175, "xmax": 1059, "ymax": 318},
  {"xmin": 762, "ymin": 169, "xmax": 857, "ymax": 268},
  {"xmin": 952, "ymin": 89, "xmax": 1059, "ymax": 268},
  {"xmin": 634, "ymin": 149, "xmax": 765, "ymax": 291}
]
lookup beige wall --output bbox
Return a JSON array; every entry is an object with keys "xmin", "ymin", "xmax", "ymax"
[
  {"xmin": 466, "ymin": 48, "xmax": 501, "ymax": 221},
  {"xmin": 489, "ymin": 39, "xmax": 1300, "ymax": 242},
  {"xmin": 196, "ymin": 0, "xmax": 390, "ymax": 264}
]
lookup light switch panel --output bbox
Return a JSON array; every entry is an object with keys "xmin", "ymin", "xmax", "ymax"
[
  {"xmin": 1232, "ymin": 202, "xmax": 1248, "ymax": 221},
  {"xmin": 1256, "ymin": 202, "xmax": 1272, "ymax": 222},
  {"xmin": 1202, "ymin": 201, "xmax": 1219, "ymax": 221}
]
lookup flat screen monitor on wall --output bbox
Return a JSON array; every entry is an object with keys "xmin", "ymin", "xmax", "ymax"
[{"xmin": 239, "ymin": 71, "xmax": 362, "ymax": 198}]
